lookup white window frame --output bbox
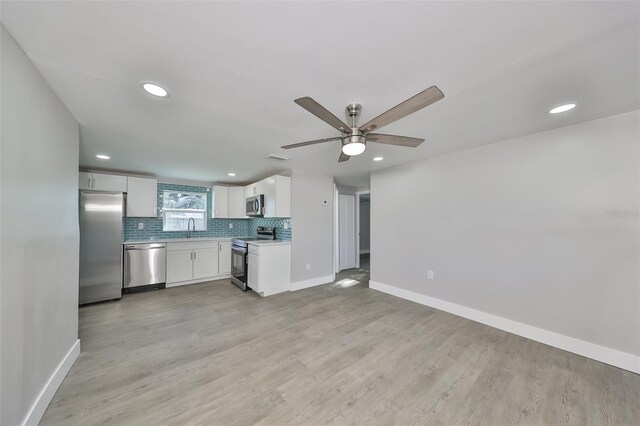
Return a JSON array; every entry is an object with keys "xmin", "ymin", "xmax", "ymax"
[{"xmin": 161, "ymin": 190, "xmax": 208, "ymax": 232}]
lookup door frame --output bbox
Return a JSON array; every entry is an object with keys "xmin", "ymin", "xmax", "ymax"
[{"xmin": 355, "ymin": 190, "xmax": 370, "ymax": 269}]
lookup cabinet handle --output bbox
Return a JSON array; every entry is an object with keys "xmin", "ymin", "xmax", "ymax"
[
  {"xmin": 193, "ymin": 251, "xmax": 197, "ymax": 260},
  {"xmin": 87, "ymin": 177, "xmax": 91, "ymax": 188},
  {"xmin": 92, "ymin": 178, "xmax": 95, "ymax": 189}
]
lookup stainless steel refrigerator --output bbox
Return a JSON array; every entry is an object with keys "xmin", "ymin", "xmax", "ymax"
[{"xmin": 79, "ymin": 190, "xmax": 124, "ymax": 304}]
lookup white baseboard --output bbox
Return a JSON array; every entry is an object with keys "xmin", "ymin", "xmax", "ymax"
[
  {"xmin": 359, "ymin": 249, "xmax": 370, "ymax": 254},
  {"xmin": 369, "ymin": 281, "xmax": 640, "ymax": 374},
  {"xmin": 23, "ymin": 339, "xmax": 80, "ymax": 426},
  {"xmin": 291, "ymin": 274, "xmax": 335, "ymax": 291}
]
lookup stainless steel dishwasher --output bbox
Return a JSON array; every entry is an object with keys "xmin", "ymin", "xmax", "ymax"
[{"xmin": 124, "ymin": 243, "xmax": 166, "ymax": 293}]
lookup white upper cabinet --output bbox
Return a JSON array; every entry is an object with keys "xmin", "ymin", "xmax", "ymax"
[
  {"xmin": 228, "ymin": 187, "xmax": 245, "ymax": 218},
  {"xmin": 212, "ymin": 186, "xmax": 229, "ymax": 218},
  {"xmin": 79, "ymin": 172, "xmax": 92, "ymax": 190},
  {"xmin": 79, "ymin": 172, "xmax": 127, "ymax": 192},
  {"xmin": 263, "ymin": 175, "xmax": 291, "ymax": 217},
  {"xmin": 126, "ymin": 176, "xmax": 157, "ymax": 217},
  {"xmin": 213, "ymin": 186, "xmax": 246, "ymax": 218},
  {"xmin": 245, "ymin": 179, "xmax": 267, "ymax": 199}
]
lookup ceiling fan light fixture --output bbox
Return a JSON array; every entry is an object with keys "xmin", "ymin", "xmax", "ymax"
[
  {"xmin": 341, "ymin": 132, "xmax": 366, "ymax": 156},
  {"xmin": 342, "ymin": 142, "xmax": 365, "ymax": 156}
]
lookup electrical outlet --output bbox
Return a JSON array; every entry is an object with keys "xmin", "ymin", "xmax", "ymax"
[
  {"xmin": 427, "ymin": 270, "xmax": 434, "ymax": 280},
  {"xmin": 138, "ymin": 223, "xmax": 144, "ymax": 230},
  {"xmin": 283, "ymin": 221, "xmax": 289, "ymax": 229},
  {"xmin": 229, "ymin": 223, "xmax": 233, "ymax": 229},
  {"xmin": 306, "ymin": 263, "xmax": 311, "ymax": 271}
]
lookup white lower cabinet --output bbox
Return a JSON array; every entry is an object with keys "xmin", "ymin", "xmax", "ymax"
[
  {"xmin": 166, "ymin": 240, "xmax": 232, "ymax": 287},
  {"xmin": 248, "ymin": 252, "xmax": 260, "ymax": 292},
  {"xmin": 218, "ymin": 241, "xmax": 232, "ymax": 274},
  {"xmin": 247, "ymin": 242, "xmax": 290, "ymax": 297},
  {"xmin": 193, "ymin": 248, "xmax": 219, "ymax": 279},
  {"xmin": 166, "ymin": 250, "xmax": 193, "ymax": 283}
]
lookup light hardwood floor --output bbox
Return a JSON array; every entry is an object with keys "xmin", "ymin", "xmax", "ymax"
[{"xmin": 42, "ymin": 263, "xmax": 639, "ymax": 425}]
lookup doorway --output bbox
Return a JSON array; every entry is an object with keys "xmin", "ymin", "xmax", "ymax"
[
  {"xmin": 338, "ymin": 193, "xmax": 356, "ymax": 270},
  {"xmin": 357, "ymin": 192, "xmax": 370, "ymax": 271},
  {"xmin": 355, "ymin": 191, "xmax": 370, "ymax": 271}
]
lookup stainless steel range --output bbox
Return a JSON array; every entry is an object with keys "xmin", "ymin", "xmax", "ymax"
[{"xmin": 231, "ymin": 226, "xmax": 276, "ymax": 290}]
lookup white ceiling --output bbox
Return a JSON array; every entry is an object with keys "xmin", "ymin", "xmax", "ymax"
[{"xmin": 2, "ymin": 1, "xmax": 638, "ymax": 187}]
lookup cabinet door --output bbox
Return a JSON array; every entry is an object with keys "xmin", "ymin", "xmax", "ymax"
[
  {"xmin": 262, "ymin": 176, "xmax": 276, "ymax": 217},
  {"xmin": 244, "ymin": 184, "xmax": 256, "ymax": 199},
  {"xmin": 79, "ymin": 172, "xmax": 93, "ymax": 190},
  {"xmin": 193, "ymin": 248, "xmax": 219, "ymax": 280},
  {"xmin": 167, "ymin": 250, "xmax": 193, "ymax": 283},
  {"xmin": 247, "ymin": 252, "xmax": 260, "ymax": 291},
  {"xmin": 275, "ymin": 176, "xmax": 291, "ymax": 218},
  {"xmin": 126, "ymin": 177, "xmax": 157, "ymax": 217},
  {"xmin": 92, "ymin": 173, "xmax": 127, "ymax": 192},
  {"xmin": 218, "ymin": 241, "xmax": 232, "ymax": 274},
  {"xmin": 255, "ymin": 179, "xmax": 267, "ymax": 196},
  {"xmin": 213, "ymin": 186, "xmax": 229, "ymax": 218},
  {"xmin": 228, "ymin": 187, "xmax": 245, "ymax": 218}
]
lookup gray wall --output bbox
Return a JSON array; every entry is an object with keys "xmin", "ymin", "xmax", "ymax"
[
  {"xmin": 290, "ymin": 170, "xmax": 335, "ymax": 283},
  {"xmin": 1, "ymin": 26, "xmax": 80, "ymax": 425},
  {"xmin": 371, "ymin": 111, "xmax": 639, "ymax": 357},
  {"xmin": 359, "ymin": 199, "xmax": 370, "ymax": 252}
]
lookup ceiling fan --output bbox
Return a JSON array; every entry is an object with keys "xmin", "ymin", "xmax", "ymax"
[{"xmin": 281, "ymin": 86, "xmax": 444, "ymax": 162}]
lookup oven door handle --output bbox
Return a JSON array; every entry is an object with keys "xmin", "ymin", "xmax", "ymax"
[{"xmin": 232, "ymin": 246, "xmax": 247, "ymax": 254}]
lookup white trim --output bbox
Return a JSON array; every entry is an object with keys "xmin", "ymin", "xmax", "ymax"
[
  {"xmin": 291, "ymin": 274, "xmax": 335, "ymax": 291},
  {"xmin": 359, "ymin": 249, "xmax": 370, "ymax": 254},
  {"xmin": 22, "ymin": 339, "xmax": 81, "ymax": 426},
  {"xmin": 369, "ymin": 281, "xmax": 640, "ymax": 374}
]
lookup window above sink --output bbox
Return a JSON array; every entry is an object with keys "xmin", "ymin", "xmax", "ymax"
[{"xmin": 162, "ymin": 190, "xmax": 207, "ymax": 232}]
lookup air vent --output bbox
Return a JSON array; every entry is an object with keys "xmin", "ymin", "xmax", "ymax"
[{"xmin": 266, "ymin": 154, "xmax": 290, "ymax": 161}]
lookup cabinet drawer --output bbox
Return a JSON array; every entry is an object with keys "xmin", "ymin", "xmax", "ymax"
[
  {"xmin": 248, "ymin": 244, "xmax": 260, "ymax": 255},
  {"xmin": 167, "ymin": 241, "xmax": 219, "ymax": 252}
]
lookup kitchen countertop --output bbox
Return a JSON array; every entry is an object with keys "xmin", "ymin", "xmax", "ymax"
[
  {"xmin": 247, "ymin": 239, "xmax": 291, "ymax": 246},
  {"xmin": 123, "ymin": 237, "xmax": 233, "ymax": 245}
]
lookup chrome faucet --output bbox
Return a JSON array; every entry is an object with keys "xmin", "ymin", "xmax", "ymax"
[{"xmin": 187, "ymin": 218, "xmax": 195, "ymax": 238}]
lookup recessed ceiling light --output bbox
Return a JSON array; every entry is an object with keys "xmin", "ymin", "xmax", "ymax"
[
  {"xmin": 549, "ymin": 103, "xmax": 576, "ymax": 114},
  {"xmin": 227, "ymin": 172, "xmax": 236, "ymax": 177},
  {"xmin": 373, "ymin": 156, "xmax": 384, "ymax": 161},
  {"xmin": 142, "ymin": 82, "xmax": 169, "ymax": 97},
  {"xmin": 96, "ymin": 154, "xmax": 110, "ymax": 160}
]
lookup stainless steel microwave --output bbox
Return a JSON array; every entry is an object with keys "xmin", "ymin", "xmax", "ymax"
[{"xmin": 246, "ymin": 194, "xmax": 264, "ymax": 217}]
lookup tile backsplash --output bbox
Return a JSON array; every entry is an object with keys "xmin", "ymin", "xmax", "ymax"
[{"xmin": 123, "ymin": 182, "xmax": 291, "ymax": 241}]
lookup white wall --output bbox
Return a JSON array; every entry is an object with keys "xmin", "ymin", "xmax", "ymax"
[
  {"xmin": 371, "ymin": 111, "xmax": 639, "ymax": 371},
  {"xmin": 290, "ymin": 170, "xmax": 335, "ymax": 288},
  {"xmin": 1, "ymin": 26, "xmax": 80, "ymax": 425},
  {"xmin": 359, "ymin": 199, "xmax": 370, "ymax": 252}
]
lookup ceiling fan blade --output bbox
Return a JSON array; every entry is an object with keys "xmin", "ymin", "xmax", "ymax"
[
  {"xmin": 295, "ymin": 97, "xmax": 351, "ymax": 133},
  {"xmin": 281, "ymin": 136, "xmax": 341, "ymax": 149},
  {"xmin": 360, "ymin": 86, "xmax": 444, "ymax": 133},
  {"xmin": 367, "ymin": 133, "xmax": 425, "ymax": 147},
  {"xmin": 338, "ymin": 152, "xmax": 350, "ymax": 162}
]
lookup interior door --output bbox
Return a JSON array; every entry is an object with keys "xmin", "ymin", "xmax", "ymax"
[{"xmin": 339, "ymin": 194, "xmax": 356, "ymax": 270}]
